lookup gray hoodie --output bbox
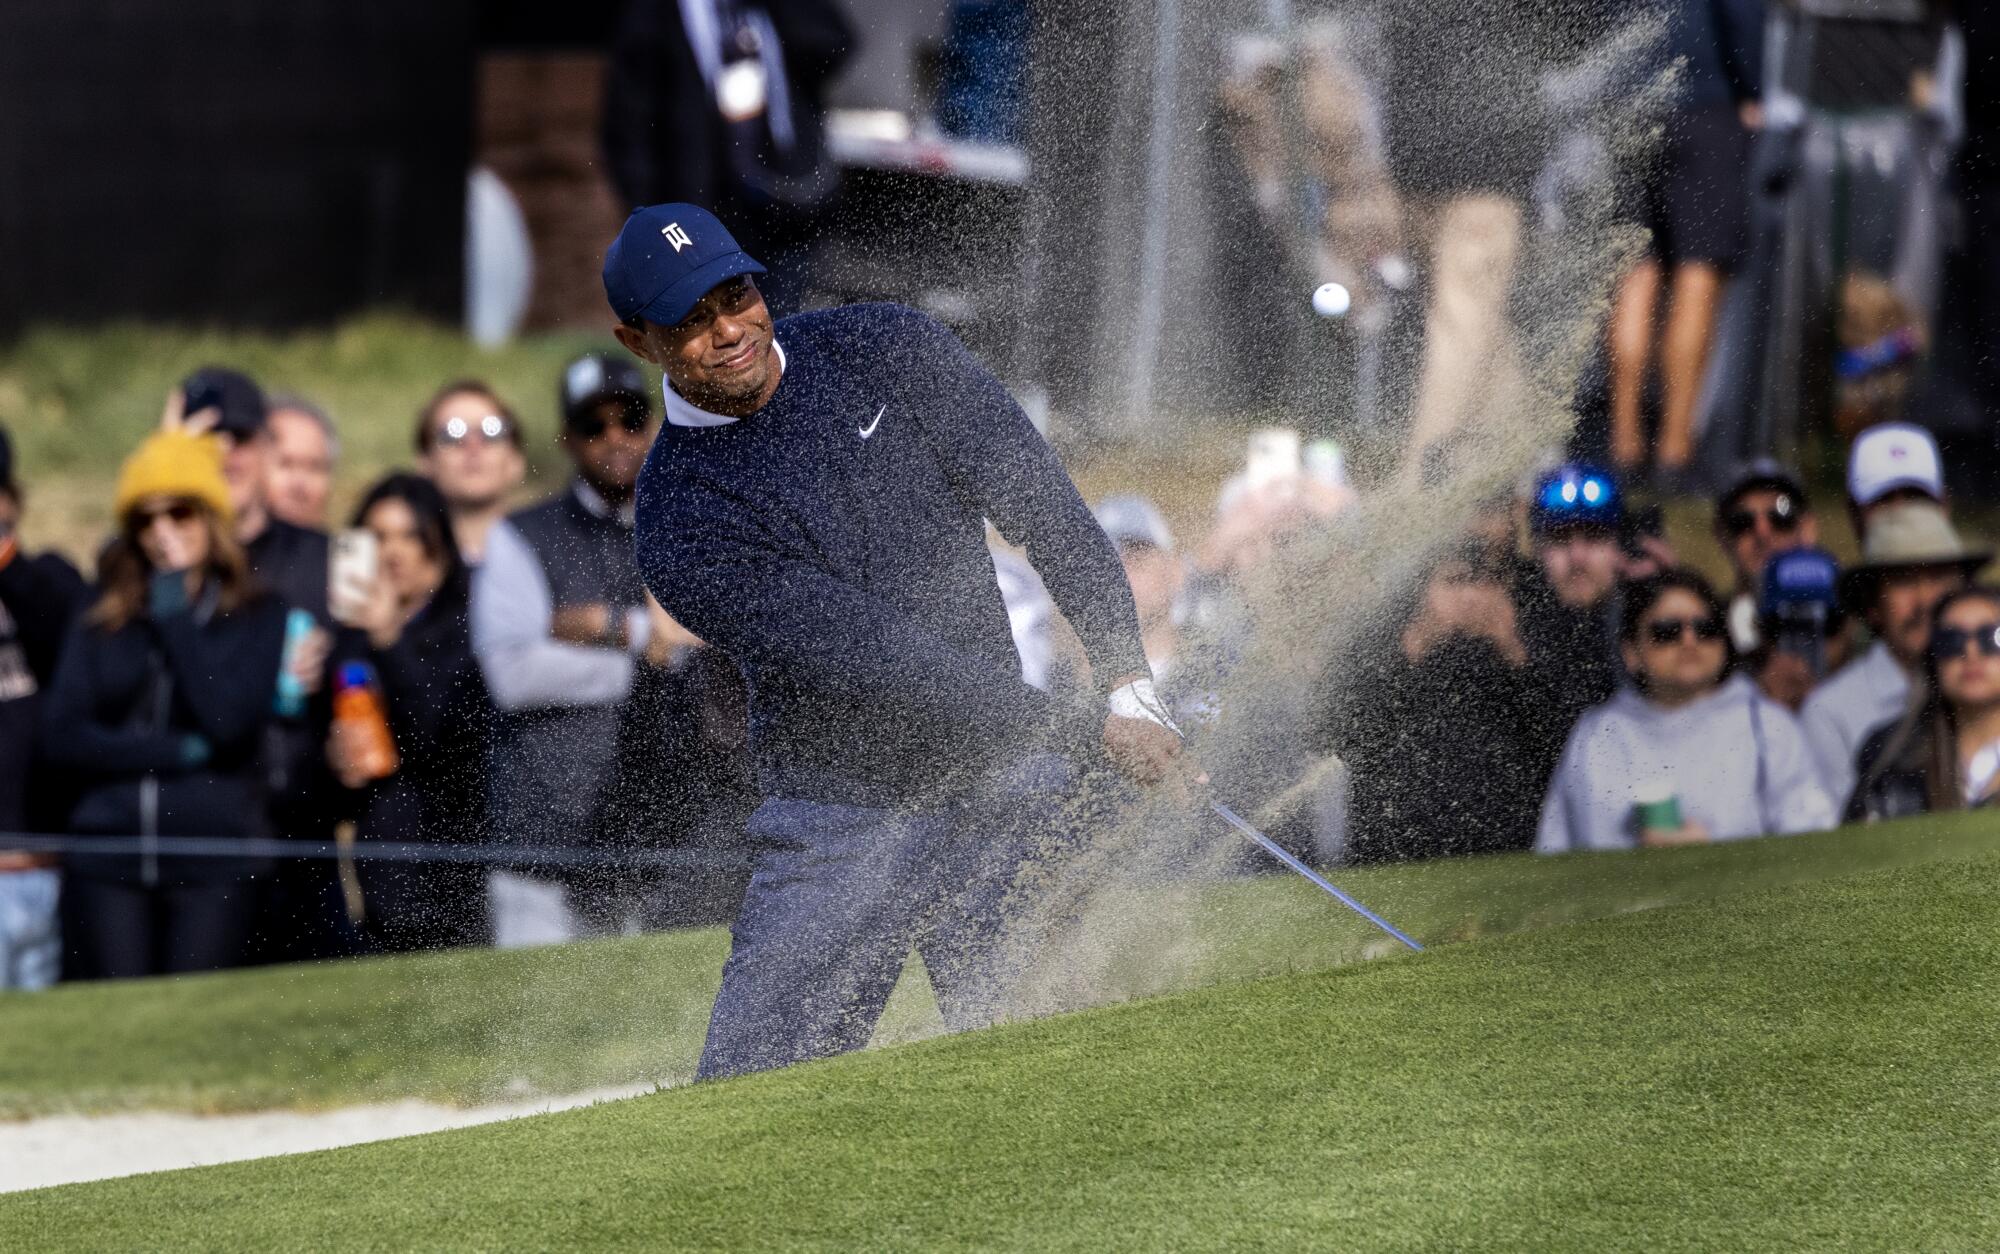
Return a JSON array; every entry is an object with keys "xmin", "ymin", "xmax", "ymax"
[{"xmin": 1536, "ymin": 675, "xmax": 1837, "ymax": 853}]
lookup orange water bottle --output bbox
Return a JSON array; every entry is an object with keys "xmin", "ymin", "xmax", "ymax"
[{"xmin": 333, "ymin": 661, "xmax": 399, "ymax": 781}]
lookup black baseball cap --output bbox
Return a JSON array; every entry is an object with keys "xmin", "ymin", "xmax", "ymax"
[
  {"xmin": 1716, "ymin": 458, "xmax": 1809, "ymax": 518},
  {"xmin": 180, "ymin": 366, "xmax": 268, "ymax": 440},
  {"xmin": 559, "ymin": 353, "xmax": 653, "ymax": 429},
  {"xmin": 602, "ymin": 203, "xmax": 766, "ymax": 327}
]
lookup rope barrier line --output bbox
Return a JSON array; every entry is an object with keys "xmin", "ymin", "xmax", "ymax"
[{"xmin": 0, "ymin": 832, "xmax": 753, "ymax": 871}]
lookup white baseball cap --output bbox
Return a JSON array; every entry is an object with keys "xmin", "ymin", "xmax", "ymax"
[{"xmin": 1847, "ymin": 422, "xmax": 1944, "ymax": 507}]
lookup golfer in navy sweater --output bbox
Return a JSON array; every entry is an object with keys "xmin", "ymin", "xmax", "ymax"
[{"xmin": 606, "ymin": 203, "xmax": 1186, "ymax": 1079}]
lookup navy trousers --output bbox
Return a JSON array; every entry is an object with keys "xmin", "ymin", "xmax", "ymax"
[{"xmin": 695, "ymin": 755, "xmax": 1076, "ymax": 1081}]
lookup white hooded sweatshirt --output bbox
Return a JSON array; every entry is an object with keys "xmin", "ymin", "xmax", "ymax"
[{"xmin": 1536, "ymin": 675, "xmax": 1837, "ymax": 853}]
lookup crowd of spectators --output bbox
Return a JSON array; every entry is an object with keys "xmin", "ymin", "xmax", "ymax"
[
  {"xmin": 0, "ymin": 357, "xmax": 758, "ymax": 987},
  {"xmin": 0, "ymin": 1, "xmax": 1987, "ymax": 989},
  {"xmin": 0, "ymin": 350, "xmax": 1992, "ymax": 992}
]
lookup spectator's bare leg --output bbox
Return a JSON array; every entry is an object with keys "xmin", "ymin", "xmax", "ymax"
[
  {"xmin": 1404, "ymin": 195, "xmax": 1523, "ymax": 481},
  {"xmin": 1606, "ymin": 258, "xmax": 1662, "ymax": 473},
  {"xmin": 1655, "ymin": 261, "xmax": 1725, "ymax": 471}
]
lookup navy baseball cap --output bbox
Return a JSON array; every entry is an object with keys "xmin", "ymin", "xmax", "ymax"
[
  {"xmin": 603, "ymin": 204, "xmax": 766, "ymax": 327},
  {"xmin": 1529, "ymin": 462, "xmax": 1624, "ymax": 535}
]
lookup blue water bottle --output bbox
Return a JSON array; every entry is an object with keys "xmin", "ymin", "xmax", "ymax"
[{"xmin": 273, "ymin": 608, "xmax": 316, "ymax": 718}]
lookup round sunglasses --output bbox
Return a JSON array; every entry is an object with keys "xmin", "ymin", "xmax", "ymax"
[
  {"xmin": 129, "ymin": 501, "xmax": 201, "ymax": 530},
  {"xmin": 1643, "ymin": 616, "xmax": 1725, "ymax": 646},
  {"xmin": 1932, "ymin": 622, "xmax": 2000, "ymax": 661},
  {"xmin": 1721, "ymin": 494, "xmax": 1803, "ymax": 539},
  {"xmin": 567, "ymin": 408, "xmax": 653, "ymax": 441},
  {"xmin": 435, "ymin": 413, "xmax": 515, "ymax": 446}
]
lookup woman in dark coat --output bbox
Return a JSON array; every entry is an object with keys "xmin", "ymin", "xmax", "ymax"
[
  {"xmin": 41, "ymin": 431, "xmax": 289, "ymax": 977},
  {"xmin": 1850, "ymin": 586, "xmax": 2000, "ymax": 822},
  {"xmin": 328, "ymin": 474, "xmax": 493, "ymax": 951}
]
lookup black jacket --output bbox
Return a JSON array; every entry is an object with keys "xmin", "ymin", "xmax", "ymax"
[
  {"xmin": 601, "ymin": 0, "xmax": 852, "ymax": 239},
  {"xmin": 1848, "ymin": 709, "xmax": 2000, "ymax": 825},
  {"xmin": 338, "ymin": 578, "xmax": 494, "ymax": 948},
  {"xmin": 246, "ymin": 515, "xmax": 343, "ymax": 841},
  {"xmin": 1327, "ymin": 557, "xmax": 1615, "ymax": 863},
  {"xmin": 343, "ymin": 580, "xmax": 492, "ymax": 848},
  {"xmin": 1337, "ymin": 635, "xmax": 1550, "ymax": 863},
  {"xmin": 0, "ymin": 549, "xmax": 87, "ymax": 831},
  {"xmin": 40, "ymin": 588, "xmax": 289, "ymax": 884},
  {"xmin": 1514, "ymin": 571, "xmax": 1624, "ymax": 778}
]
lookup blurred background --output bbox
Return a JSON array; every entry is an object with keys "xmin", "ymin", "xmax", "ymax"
[{"xmin": 1, "ymin": 0, "xmax": 1990, "ymax": 560}]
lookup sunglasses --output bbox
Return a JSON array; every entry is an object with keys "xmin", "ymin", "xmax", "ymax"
[
  {"xmin": 1644, "ymin": 616, "xmax": 1725, "ymax": 646},
  {"xmin": 435, "ymin": 413, "xmax": 515, "ymax": 446},
  {"xmin": 1721, "ymin": 496, "xmax": 1803, "ymax": 539},
  {"xmin": 567, "ymin": 408, "xmax": 653, "ymax": 441},
  {"xmin": 130, "ymin": 501, "xmax": 200, "ymax": 530},
  {"xmin": 1932, "ymin": 622, "xmax": 2000, "ymax": 661}
]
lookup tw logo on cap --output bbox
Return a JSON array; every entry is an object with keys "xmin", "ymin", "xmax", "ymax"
[{"xmin": 662, "ymin": 222, "xmax": 694, "ymax": 253}]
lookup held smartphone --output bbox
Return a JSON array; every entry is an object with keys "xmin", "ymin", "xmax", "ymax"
[
  {"xmin": 328, "ymin": 529, "xmax": 379, "ymax": 623},
  {"xmin": 1620, "ymin": 504, "xmax": 1665, "ymax": 560},
  {"xmin": 1245, "ymin": 428, "xmax": 1302, "ymax": 492},
  {"xmin": 181, "ymin": 373, "xmax": 227, "ymax": 419}
]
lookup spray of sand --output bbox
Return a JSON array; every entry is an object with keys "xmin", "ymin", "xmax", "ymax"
[{"xmin": 959, "ymin": 2, "xmax": 1680, "ymax": 1027}]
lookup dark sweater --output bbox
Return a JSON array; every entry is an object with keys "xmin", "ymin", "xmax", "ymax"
[
  {"xmin": 245, "ymin": 517, "xmax": 329, "ymax": 622},
  {"xmin": 635, "ymin": 302, "xmax": 1148, "ymax": 808},
  {"xmin": 0, "ymin": 549, "xmax": 87, "ymax": 831}
]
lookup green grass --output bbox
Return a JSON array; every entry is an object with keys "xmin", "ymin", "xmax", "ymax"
[
  {"xmin": 1, "ymin": 813, "xmax": 1992, "ymax": 1120},
  {"xmin": 6, "ymin": 839, "xmax": 1996, "ymax": 1250}
]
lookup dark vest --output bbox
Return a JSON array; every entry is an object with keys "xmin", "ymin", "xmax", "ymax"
[
  {"xmin": 488, "ymin": 488, "xmax": 646, "ymax": 853},
  {"xmin": 509, "ymin": 490, "xmax": 647, "ymax": 611}
]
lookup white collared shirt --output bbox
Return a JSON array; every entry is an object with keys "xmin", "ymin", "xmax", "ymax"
[{"xmin": 664, "ymin": 341, "xmax": 787, "ymax": 428}]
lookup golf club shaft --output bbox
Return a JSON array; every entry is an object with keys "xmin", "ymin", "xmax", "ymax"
[{"xmin": 1209, "ymin": 801, "xmax": 1425, "ymax": 952}]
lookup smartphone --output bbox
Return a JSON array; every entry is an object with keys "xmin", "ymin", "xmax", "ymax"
[
  {"xmin": 329, "ymin": 529, "xmax": 379, "ymax": 624},
  {"xmin": 1620, "ymin": 504, "xmax": 1664, "ymax": 560},
  {"xmin": 1245, "ymin": 428, "xmax": 1302, "ymax": 492}
]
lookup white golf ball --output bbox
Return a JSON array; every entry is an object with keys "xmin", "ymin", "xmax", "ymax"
[{"xmin": 1312, "ymin": 282, "xmax": 1351, "ymax": 318}]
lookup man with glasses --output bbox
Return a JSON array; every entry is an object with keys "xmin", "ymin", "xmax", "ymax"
[
  {"xmin": 1714, "ymin": 461, "xmax": 1819, "ymax": 648},
  {"xmin": 1711, "ymin": 461, "xmax": 1833, "ymax": 710},
  {"xmin": 1800, "ymin": 501, "xmax": 1991, "ymax": 810},
  {"xmin": 414, "ymin": 381, "xmax": 528, "ymax": 566},
  {"xmin": 471, "ymin": 353, "xmax": 684, "ymax": 945}
]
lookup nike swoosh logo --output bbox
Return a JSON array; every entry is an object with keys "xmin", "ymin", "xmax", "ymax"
[{"xmin": 859, "ymin": 406, "xmax": 885, "ymax": 439}]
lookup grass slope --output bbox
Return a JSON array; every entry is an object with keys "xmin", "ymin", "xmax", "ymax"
[
  {"xmin": 6, "ymin": 851, "xmax": 1997, "ymax": 1250},
  {"xmin": 0, "ymin": 814, "xmax": 1992, "ymax": 1119}
]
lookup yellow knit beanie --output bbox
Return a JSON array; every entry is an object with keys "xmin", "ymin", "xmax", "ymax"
[{"xmin": 114, "ymin": 430, "xmax": 234, "ymax": 526}]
